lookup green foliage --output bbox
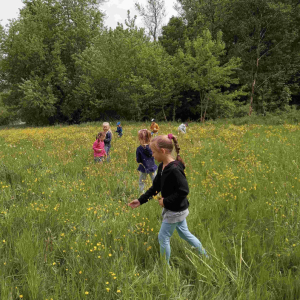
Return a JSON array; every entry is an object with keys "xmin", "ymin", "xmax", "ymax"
[
  {"xmin": 0, "ymin": 97, "xmax": 12, "ymax": 126},
  {"xmin": 73, "ymin": 24, "xmax": 150, "ymax": 121},
  {"xmin": 174, "ymin": 0, "xmax": 300, "ymax": 114},
  {"xmin": 176, "ymin": 30, "xmax": 247, "ymax": 120},
  {"xmin": 128, "ymin": 43, "xmax": 179, "ymax": 121},
  {"xmin": 0, "ymin": 0, "xmax": 104, "ymax": 124},
  {"xmin": 0, "ymin": 0, "xmax": 299, "ymax": 124},
  {"xmin": 19, "ymin": 77, "xmax": 58, "ymax": 125},
  {"xmin": 159, "ymin": 17, "xmax": 187, "ymax": 55}
]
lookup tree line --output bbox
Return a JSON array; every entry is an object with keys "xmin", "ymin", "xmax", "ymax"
[{"xmin": 0, "ymin": 0, "xmax": 299, "ymax": 125}]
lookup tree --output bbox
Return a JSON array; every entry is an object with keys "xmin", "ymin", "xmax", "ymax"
[
  {"xmin": 175, "ymin": 0, "xmax": 230, "ymax": 40},
  {"xmin": 159, "ymin": 17, "xmax": 187, "ymax": 55},
  {"xmin": 177, "ymin": 30, "xmax": 246, "ymax": 121},
  {"xmin": 0, "ymin": 0, "xmax": 104, "ymax": 125},
  {"xmin": 73, "ymin": 24, "xmax": 151, "ymax": 121},
  {"xmin": 225, "ymin": 0, "xmax": 299, "ymax": 115},
  {"xmin": 175, "ymin": 0, "xmax": 300, "ymax": 115},
  {"xmin": 128, "ymin": 43, "xmax": 179, "ymax": 121},
  {"xmin": 135, "ymin": 0, "xmax": 166, "ymax": 41}
]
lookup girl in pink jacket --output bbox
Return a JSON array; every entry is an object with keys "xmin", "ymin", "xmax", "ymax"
[{"xmin": 93, "ymin": 132, "xmax": 107, "ymax": 163}]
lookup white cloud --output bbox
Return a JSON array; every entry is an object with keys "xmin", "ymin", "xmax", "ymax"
[
  {"xmin": 102, "ymin": 0, "xmax": 178, "ymax": 29},
  {"xmin": 118, "ymin": 0, "xmax": 135, "ymax": 10},
  {"xmin": 0, "ymin": 0, "xmax": 24, "ymax": 26},
  {"xmin": 0, "ymin": 0, "xmax": 178, "ymax": 30},
  {"xmin": 114, "ymin": 14, "xmax": 122, "ymax": 22},
  {"xmin": 105, "ymin": 0, "xmax": 121, "ymax": 8}
]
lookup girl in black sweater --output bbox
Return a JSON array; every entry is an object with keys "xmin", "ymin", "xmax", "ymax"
[{"xmin": 128, "ymin": 134, "xmax": 208, "ymax": 264}]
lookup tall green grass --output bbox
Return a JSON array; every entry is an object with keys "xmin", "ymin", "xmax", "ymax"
[{"xmin": 0, "ymin": 122, "xmax": 300, "ymax": 299}]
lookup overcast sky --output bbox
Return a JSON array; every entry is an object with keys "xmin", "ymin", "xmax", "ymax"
[{"xmin": 0, "ymin": 0, "xmax": 178, "ymax": 29}]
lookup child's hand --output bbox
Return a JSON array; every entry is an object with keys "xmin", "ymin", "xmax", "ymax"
[
  {"xmin": 128, "ymin": 199, "xmax": 140, "ymax": 209},
  {"xmin": 158, "ymin": 198, "xmax": 164, "ymax": 207}
]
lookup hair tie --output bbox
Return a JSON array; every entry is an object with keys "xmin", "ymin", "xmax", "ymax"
[{"xmin": 168, "ymin": 133, "xmax": 173, "ymax": 140}]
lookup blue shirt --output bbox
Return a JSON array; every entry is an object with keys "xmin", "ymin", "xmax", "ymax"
[
  {"xmin": 104, "ymin": 131, "xmax": 112, "ymax": 147},
  {"xmin": 136, "ymin": 145, "xmax": 158, "ymax": 173},
  {"xmin": 116, "ymin": 126, "xmax": 123, "ymax": 136}
]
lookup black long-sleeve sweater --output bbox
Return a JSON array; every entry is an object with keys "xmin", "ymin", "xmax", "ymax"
[{"xmin": 138, "ymin": 160, "xmax": 189, "ymax": 212}]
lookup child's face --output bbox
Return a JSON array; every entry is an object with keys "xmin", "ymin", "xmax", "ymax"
[
  {"xmin": 150, "ymin": 143, "xmax": 163, "ymax": 162},
  {"xmin": 138, "ymin": 137, "xmax": 145, "ymax": 145},
  {"xmin": 99, "ymin": 136, "xmax": 105, "ymax": 141},
  {"xmin": 103, "ymin": 125, "xmax": 109, "ymax": 131}
]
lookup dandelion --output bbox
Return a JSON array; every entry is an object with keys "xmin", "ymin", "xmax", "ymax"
[{"xmin": 85, "ymin": 291, "xmax": 89, "ymax": 295}]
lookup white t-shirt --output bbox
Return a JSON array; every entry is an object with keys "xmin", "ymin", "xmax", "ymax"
[{"xmin": 178, "ymin": 123, "xmax": 186, "ymax": 133}]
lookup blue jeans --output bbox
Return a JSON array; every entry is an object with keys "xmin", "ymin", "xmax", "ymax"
[
  {"xmin": 139, "ymin": 171, "xmax": 157, "ymax": 192},
  {"xmin": 104, "ymin": 145, "xmax": 111, "ymax": 162},
  {"xmin": 158, "ymin": 219, "xmax": 208, "ymax": 264},
  {"xmin": 94, "ymin": 156, "xmax": 104, "ymax": 163}
]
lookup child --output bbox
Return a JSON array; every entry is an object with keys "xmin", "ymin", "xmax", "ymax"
[
  {"xmin": 136, "ymin": 129, "xmax": 158, "ymax": 192},
  {"xmin": 178, "ymin": 122, "xmax": 188, "ymax": 134},
  {"xmin": 128, "ymin": 134, "xmax": 208, "ymax": 264},
  {"xmin": 116, "ymin": 122, "xmax": 123, "ymax": 138},
  {"xmin": 150, "ymin": 119, "xmax": 159, "ymax": 136},
  {"xmin": 103, "ymin": 122, "xmax": 112, "ymax": 162},
  {"xmin": 93, "ymin": 132, "xmax": 107, "ymax": 163}
]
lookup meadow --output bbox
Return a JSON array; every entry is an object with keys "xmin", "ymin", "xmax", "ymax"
[{"xmin": 0, "ymin": 122, "xmax": 300, "ymax": 300}]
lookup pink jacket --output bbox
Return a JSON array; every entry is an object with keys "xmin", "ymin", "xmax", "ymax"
[{"xmin": 93, "ymin": 140, "xmax": 106, "ymax": 157}]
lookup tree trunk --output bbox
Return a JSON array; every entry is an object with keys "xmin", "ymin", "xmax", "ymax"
[
  {"xmin": 249, "ymin": 57, "xmax": 259, "ymax": 116},
  {"xmin": 172, "ymin": 98, "xmax": 177, "ymax": 122},
  {"xmin": 200, "ymin": 91, "xmax": 203, "ymax": 122},
  {"xmin": 162, "ymin": 105, "xmax": 167, "ymax": 121},
  {"xmin": 249, "ymin": 18, "xmax": 262, "ymax": 116},
  {"xmin": 202, "ymin": 95, "xmax": 210, "ymax": 123}
]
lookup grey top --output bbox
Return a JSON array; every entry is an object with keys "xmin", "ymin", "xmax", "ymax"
[
  {"xmin": 162, "ymin": 208, "xmax": 189, "ymax": 223},
  {"xmin": 178, "ymin": 124, "xmax": 186, "ymax": 133}
]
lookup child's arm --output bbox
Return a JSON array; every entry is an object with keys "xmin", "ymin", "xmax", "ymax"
[
  {"xmin": 93, "ymin": 141, "xmax": 102, "ymax": 152},
  {"xmin": 136, "ymin": 148, "xmax": 141, "ymax": 163}
]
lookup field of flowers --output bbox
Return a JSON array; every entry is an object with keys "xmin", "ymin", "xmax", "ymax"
[{"xmin": 0, "ymin": 122, "xmax": 300, "ymax": 300}]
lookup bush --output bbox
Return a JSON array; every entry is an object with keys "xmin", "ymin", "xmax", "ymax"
[{"xmin": 0, "ymin": 106, "xmax": 13, "ymax": 126}]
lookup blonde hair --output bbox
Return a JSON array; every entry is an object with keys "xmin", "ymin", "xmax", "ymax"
[
  {"xmin": 151, "ymin": 135, "xmax": 185, "ymax": 166},
  {"xmin": 138, "ymin": 129, "xmax": 151, "ymax": 145},
  {"xmin": 103, "ymin": 122, "xmax": 113, "ymax": 137}
]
